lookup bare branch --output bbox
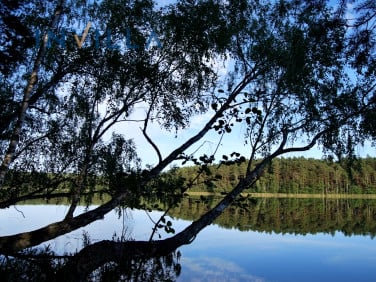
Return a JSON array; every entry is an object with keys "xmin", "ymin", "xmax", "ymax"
[{"xmin": 140, "ymin": 95, "xmax": 163, "ymax": 163}]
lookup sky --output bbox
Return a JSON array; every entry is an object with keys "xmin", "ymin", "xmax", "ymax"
[{"xmin": 111, "ymin": 105, "xmax": 375, "ymax": 169}]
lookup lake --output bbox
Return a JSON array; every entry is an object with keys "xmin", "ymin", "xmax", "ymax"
[{"xmin": 1, "ymin": 196, "xmax": 376, "ymax": 281}]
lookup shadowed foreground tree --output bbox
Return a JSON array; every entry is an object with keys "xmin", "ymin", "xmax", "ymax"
[
  {"xmin": 1, "ymin": 244, "xmax": 183, "ymax": 281},
  {"xmin": 0, "ymin": 0, "xmax": 376, "ymax": 280}
]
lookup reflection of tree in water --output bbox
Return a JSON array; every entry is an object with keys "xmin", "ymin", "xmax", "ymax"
[
  {"xmin": 93, "ymin": 252, "xmax": 181, "ymax": 282},
  {"xmin": 1, "ymin": 247, "xmax": 64, "ymax": 281},
  {"xmin": 1, "ymin": 244, "xmax": 182, "ymax": 281},
  {"xmin": 1, "ymin": 223, "xmax": 182, "ymax": 281}
]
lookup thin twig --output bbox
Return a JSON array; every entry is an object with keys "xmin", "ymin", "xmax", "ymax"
[{"xmin": 13, "ymin": 205, "xmax": 25, "ymax": 218}]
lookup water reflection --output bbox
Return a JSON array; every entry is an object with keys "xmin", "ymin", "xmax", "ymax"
[
  {"xmin": 1, "ymin": 197, "xmax": 376, "ymax": 281},
  {"xmin": 167, "ymin": 196, "xmax": 376, "ymax": 237},
  {"xmin": 0, "ymin": 246, "xmax": 182, "ymax": 281},
  {"xmin": 178, "ymin": 226, "xmax": 376, "ymax": 282}
]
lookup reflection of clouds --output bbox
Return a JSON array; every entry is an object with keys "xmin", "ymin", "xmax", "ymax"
[{"xmin": 179, "ymin": 256, "xmax": 266, "ymax": 282}]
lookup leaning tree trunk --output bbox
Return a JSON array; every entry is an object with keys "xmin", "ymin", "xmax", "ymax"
[
  {"xmin": 0, "ymin": 152, "xmax": 267, "ymax": 255},
  {"xmin": 0, "ymin": 1, "xmax": 65, "ymax": 187},
  {"xmin": 55, "ymin": 161, "xmax": 268, "ymax": 280}
]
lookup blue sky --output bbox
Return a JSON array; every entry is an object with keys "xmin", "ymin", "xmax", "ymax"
[{"xmin": 108, "ymin": 100, "xmax": 375, "ymax": 168}]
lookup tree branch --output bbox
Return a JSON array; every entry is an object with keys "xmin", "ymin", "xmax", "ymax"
[
  {"xmin": 141, "ymin": 99, "xmax": 162, "ymax": 163},
  {"xmin": 148, "ymin": 68, "xmax": 260, "ymax": 178}
]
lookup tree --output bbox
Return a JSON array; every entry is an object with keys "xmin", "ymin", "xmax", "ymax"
[{"xmin": 0, "ymin": 0, "xmax": 375, "ymax": 279}]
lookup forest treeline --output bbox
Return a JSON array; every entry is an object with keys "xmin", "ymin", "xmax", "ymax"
[
  {"xmin": 3, "ymin": 157, "xmax": 376, "ymax": 203},
  {"xmin": 173, "ymin": 157, "xmax": 376, "ymax": 194}
]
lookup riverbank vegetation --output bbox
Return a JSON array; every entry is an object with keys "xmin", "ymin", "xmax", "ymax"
[{"xmin": 2, "ymin": 156, "xmax": 376, "ymax": 210}]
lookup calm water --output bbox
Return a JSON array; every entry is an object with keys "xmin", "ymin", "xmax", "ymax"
[{"xmin": 1, "ymin": 198, "xmax": 376, "ymax": 281}]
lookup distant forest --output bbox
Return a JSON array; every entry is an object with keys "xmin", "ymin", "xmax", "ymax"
[{"xmin": 173, "ymin": 157, "xmax": 376, "ymax": 194}]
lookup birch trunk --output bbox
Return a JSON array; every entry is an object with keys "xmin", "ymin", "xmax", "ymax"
[{"xmin": 0, "ymin": 1, "xmax": 65, "ymax": 187}]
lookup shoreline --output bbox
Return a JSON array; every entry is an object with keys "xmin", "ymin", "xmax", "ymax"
[{"xmin": 185, "ymin": 191, "xmax": 376, "ymax": 199}]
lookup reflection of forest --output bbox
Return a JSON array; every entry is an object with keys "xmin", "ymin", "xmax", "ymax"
[
  {"xmin": 19, "ymin": 194, "xmax": 376, "ymax": 238},
  {"xmin": 167, "ymin": 197, "xmax": 376, "ymax": 237}
]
